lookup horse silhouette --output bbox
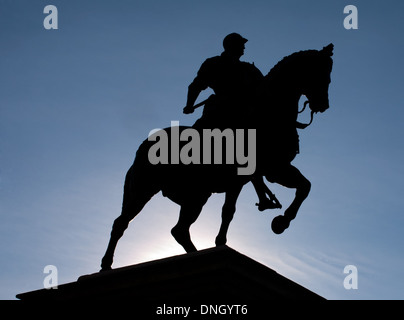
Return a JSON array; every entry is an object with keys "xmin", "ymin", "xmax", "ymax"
[{"xmin": 101, "ymin": 44, "xmax": 334, "ymax": 271}]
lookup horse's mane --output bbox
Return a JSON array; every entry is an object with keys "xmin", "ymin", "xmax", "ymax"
[{"xmin": 264, "ymin": 49, "xmax": 319, "ymax": 83}]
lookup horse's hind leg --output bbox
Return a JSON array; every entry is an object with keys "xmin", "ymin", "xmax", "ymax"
[
  {"xmin": 101, "ymin": 167, "xmax": 159, "ymax": 271},
  {"xmin": 171, "ymin": 196, "xmax": 209, "ymax": 253},
  {"xmin": 215, "ymin": 185, "xmax": 243, "ymax": 247}
]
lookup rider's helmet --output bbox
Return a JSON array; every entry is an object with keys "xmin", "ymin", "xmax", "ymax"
[{"xmin": 223, "ymin": 33, "xmax": 248, "ymax": 51}]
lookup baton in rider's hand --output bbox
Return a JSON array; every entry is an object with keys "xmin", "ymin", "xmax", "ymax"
[{"xmin": 183, "ymin": 95, "xmax": 214, "ymax": 114}]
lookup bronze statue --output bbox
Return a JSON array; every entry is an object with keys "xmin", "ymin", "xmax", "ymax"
[{"xmin": 100, "ymin": 39, "xmax": 334, "ymax": 271}]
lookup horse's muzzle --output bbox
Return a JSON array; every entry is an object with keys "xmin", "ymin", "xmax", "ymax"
[
  {"xmin": 319, "ymin": 104, "xmax": 329, "ymax": 113},
  {"xmin": 310, "ymin": 101, "xmax": 329, "ymax": 113}
]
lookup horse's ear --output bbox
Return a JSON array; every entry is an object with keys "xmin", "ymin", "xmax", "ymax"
[{"xmin": 322, "ymin": 43, "xmax": 334, "ymax": 56}]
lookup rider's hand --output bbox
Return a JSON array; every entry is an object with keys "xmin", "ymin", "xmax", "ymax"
[{"xmin": 183, "ymin": 106, "xmax": 194, "ymax": 114}]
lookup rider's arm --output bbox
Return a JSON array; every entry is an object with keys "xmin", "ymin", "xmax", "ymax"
[
  {"xmin": 184, "ymin": 59, "xmax": 212, "ymax": 114},
  {"xmin": 185, "ymin": 82, "xmax": 202, "ymax": 109},
  {"xmin": 183, "ymin": 82, "xmax": 202, "ymax": 114}
]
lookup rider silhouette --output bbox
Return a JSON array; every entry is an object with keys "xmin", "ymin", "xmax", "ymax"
[
  {"xmin": 183, "ymin": 33, "xmax": 280, "ymax": 211},
  {"xmin": 183, "ymin": 33, "xmax": 263, "ymax": 129}
]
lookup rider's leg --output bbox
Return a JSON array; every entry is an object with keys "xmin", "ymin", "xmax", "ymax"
[{"xmin": 252, "ymin": 176, "xmax": 281, "ymax": 211}]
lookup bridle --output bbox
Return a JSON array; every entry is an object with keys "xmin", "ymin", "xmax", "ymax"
[{"xmin": 296, "ymin": 100, "xmax": 314, "ymax": 129}]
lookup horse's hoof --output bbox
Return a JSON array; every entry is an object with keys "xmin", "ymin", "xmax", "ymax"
[
  {"xmin": 100, "ymin": 257, "xmax": 113, "ymax": 272},
  {"xmin": 100, "ymin": 266, "xmax": 112, "ymax": 272},
  {"xmin": 271, "ymin": 215, "xmax": 290, "ymax": 234},
  {"xmin": 215, "ymin": 236, "xmax": 227, "ymax": 247},
  {"xmin": 100, "ymin": 264, "xmax": 112, "ymax": 272}
]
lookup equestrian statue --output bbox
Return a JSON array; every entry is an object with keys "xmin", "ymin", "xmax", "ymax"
[{"xmin": 101, "ymin": 34, "xmax": 334, "ymax": 271}]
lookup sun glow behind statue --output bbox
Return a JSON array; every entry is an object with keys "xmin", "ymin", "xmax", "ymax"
[{"xmin": 108, "ymin": 194, "xmax": 230, "ymax": 267}]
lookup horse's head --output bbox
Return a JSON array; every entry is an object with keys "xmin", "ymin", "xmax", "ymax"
[
  {"xmin": 302, "ymin": 44, "xmax": 334, "ymax": 114},
  {"xmin": 263, "ymin": 44, "xmax": 334, "ymax": 116}
]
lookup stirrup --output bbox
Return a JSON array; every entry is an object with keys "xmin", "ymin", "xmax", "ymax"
[{"xmin": 255, "ymin": 198, "xmax": 282, "ymax": 211}]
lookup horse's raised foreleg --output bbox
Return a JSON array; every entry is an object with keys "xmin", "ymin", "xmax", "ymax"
[
  {"xmin": 269, "ymin": 164, "xmax": 311, "ymax": 234},
  {"xmin": 215, "ymin": 185, "xmax": 243, "ymax": 247}
]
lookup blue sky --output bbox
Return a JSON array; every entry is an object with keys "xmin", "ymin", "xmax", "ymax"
[{"xmin": 1, "ymin": 0, "xmax": 403, "ymax": 300}]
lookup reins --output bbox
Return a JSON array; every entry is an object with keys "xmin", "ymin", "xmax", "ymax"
[
  {"xmin": 190, "ymin": 96, "xmax": 315, "ymax": 129},
  {"xmin": 296, "ymin": 100, "xmax": 314, "ymax": 129}
]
